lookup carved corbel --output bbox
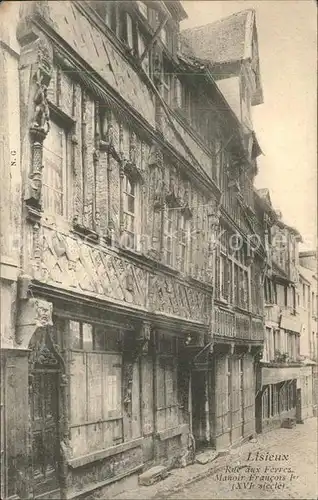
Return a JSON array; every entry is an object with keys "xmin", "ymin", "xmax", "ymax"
[
  {"xmin": 123, "ymin": 160, "xmax": 145, "ymax": 184},
  {"xmin": 16, "ymin": 298, "xmax": 53, "ymax": 348},
  {"xmin": 148, "ymin": 145, "xmax": 163, "ymax": 169}
]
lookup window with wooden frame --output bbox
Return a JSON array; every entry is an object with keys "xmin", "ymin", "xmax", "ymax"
[
  {"xmin": 264, "ymin": 277, "xmax": 273, "ymax": 304},
  {"xmin": 271, "ymin": 384, "xmax": 279, "ymax": 416},
  {"xmin": 263, "ymin": 327, "xmax": 271, "ymax": 362},
  {"xmin": 220, "ymin": 254, "xmax": 229, "ymax": 302},
  {"xmin": 42, "ymin": 119, "xmax": 68, "ymax": 217},
  {"xmin": 138, "ymin": 32, "xmax": 151, "ymax": 75},
  {"xmin": 181, "ymin": 84, "xmax": 191, "ymax": 120},
  {"xmin": 178, "ymin": 213, "xmax": 189, "ymax": 273},
  {"xmin": 123, "ymin": 174, "xmax": 139, "ymax": 250},
  {"xmin": 164, "ymin": 207, "xmax": 177, "ymax": 267},
  {"xmin": 173, "ymin": 77, "xmax": 182, "ymax": 109},
  {"xmin": 68, "ymin": 320, "xmax": 125, "ymax": 455},
  {"xmin": 262, "ymin": 386, "xmax": 270, "ymax": 419},
  {"xmin": 160, "ymin": 59, "xmax": 172, "ymax": 105},
  {"xmin": 119, "ymin": 10, "xmax": 139, "ymax": 54}
]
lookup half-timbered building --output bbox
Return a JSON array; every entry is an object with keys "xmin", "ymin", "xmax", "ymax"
[
  {"xmin": 181, "ymin": 8, "xmax": 266, "ymax": 449},
  {"xmin": 1, "ymin": 2, "xmax": 267, "ymax": 499}
]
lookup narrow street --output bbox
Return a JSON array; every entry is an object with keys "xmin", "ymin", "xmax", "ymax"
[{"xmin": 168, "ymin": 418, "xmax": 317, "ymax": 500}]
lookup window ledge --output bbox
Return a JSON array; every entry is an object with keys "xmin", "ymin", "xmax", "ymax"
[
  {"xmin": 156, "ymin": 424, "xmax": 189, "ymax": 441},
  {"xmin": 68, "ymin": 437, "xmax": 143, "ymax": 469}
]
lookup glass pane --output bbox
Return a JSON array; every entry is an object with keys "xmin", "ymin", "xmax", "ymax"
[
  {"xmin": 125, "ymin": 231, "xmax": 135, "ymax": 249},
  {"xmin": 69, "ymin": 321, "xmax": 82, "ymax": 349},
  {"xmin": 127, "ymin": 194, "xmax": 135, "ymax": 213},
  {"xmin": 82, "ymin": 323, "xmax": 93, "ymax": 350},
  {"xmin": 93, "ymin": 325, "xmax": 106, "ymax": 351},
  {"xmin": 42, "ymin": 122, "xmax": 65, "ymax": 215},
  {"xmin": 167, "ymin": 251, "xmax": 172, "ymax": 266},
  {"xmin": 125, "ymin": 176, "xmax": 135, "ymax": 195},
  {"xmin": 125, "ymin": 214, "xmax": 135, "ymax": 232}
]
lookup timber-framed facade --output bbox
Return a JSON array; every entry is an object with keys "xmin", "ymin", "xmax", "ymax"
[{"xmin": 1, "ymin": 2, "xmax": 268, "ymax": 499}]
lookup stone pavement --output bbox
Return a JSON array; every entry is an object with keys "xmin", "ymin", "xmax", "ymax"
[{"xmin": 112, "ymin": 417, "xmax": 317, "ymax": 500}]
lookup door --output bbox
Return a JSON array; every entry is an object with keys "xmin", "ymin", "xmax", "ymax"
[
  {"xmin": 191, "ymin": 371, "xmax": 207, "ymax": 449},
  {"xmin": 29, "ymin": 368, "xmax": 60, "ymax": 498}
]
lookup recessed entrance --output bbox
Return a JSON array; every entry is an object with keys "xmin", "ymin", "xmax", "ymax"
[{"xmin": 28, "ymin": 328, "xmax": 61, "ymax": 499}]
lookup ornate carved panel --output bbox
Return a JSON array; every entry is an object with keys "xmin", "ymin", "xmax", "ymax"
[
  {"xmin": 28, "ymin": 226, "xmax": 148, "ymax": 308},
  {"xmin": 214, "ymin": 307, "xmax": 235, "ymax": 337},
  {"xmin": 149, "ymin": 273, "xmax": 209, "ymax": 324}
]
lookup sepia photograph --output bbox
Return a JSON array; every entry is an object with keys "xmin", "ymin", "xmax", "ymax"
[{"xmin": 0, "ymin": 0, "xmax": 317, "ymax": 499}]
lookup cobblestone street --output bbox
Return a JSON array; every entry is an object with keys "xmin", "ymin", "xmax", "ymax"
[{"xmin": 168, "ymin": 418, "xmax": 317, "ymax": 500}]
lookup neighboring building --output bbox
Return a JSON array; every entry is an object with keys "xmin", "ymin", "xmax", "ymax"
[
  {"xmin": 255, "ymin": 190, "xmax": 314, "ymax": 432},
  {"xmin": 181, "ymin": 8, "xmax": 265, "ymax": 450},
  {"xmin": 0, "ymin": 3, "xmax": 267, "ymax": 499},
  {"xmin": 298, "ymin": 250, "xmax": 318, "ymax": 415}
]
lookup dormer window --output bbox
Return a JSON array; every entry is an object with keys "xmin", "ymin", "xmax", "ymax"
[{"xmin": 179, "ymin": 214, "xmax": 190, "ymax": 273}]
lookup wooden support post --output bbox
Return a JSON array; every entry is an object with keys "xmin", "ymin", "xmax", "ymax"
[
  {"xmin": 204, "ymin": 370, "xmax": 210, "ymax": 444},
  {"xmin": 188, "ymin": 370, "xmax": 192, "ymax": 435}
]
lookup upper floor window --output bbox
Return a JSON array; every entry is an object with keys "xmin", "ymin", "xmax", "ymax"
[
  {"xmin": 120, "ymin": 11, "xmax": 138, "ymax": 53},
  {"xmin": 165, "ymin": 208, "xmax": 177, "ymax": 267},
  {"xmin": 212, "ymin": 138, "xmax": 222, "ymax": 185},
  {"xmin": 161, "ymin": 64, "xmax": 172, "ymax": 104},
  {"xmin": 138, "ymin": 32, "xmax": 150, "ymax": 75},
  {"xmin": 123, "ymin": 175, "xmax": 138, "ymax": 249},
  {"xmin": 42, "ymin": 120, "xmax": 68, "ymax": 217},
  {"xmin": 302, "ymin": 283, "xmax": 306, "ymax": 308},
  {"xmin": 179, "ymin": 214, "xmax": 189, "ymax": 273}
]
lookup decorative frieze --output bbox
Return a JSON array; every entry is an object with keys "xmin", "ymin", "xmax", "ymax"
[
  {"xmin": 149, "ymin": 273, "xmax": 209, "ymax": 323},
  {"xmin": 28, "ymin": 226, "xmax": 149, "ymax": 307}
]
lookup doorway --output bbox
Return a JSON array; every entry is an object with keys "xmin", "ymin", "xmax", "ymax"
[
  {"xmin": 28, "ymin": 328, "xmax": 61, "ymax": 498},
  {"xmin": 191, "ymin": 370, "xmax": 208, "ymax": 450}
]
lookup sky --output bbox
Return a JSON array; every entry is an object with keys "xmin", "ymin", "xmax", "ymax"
[{"xmin": 180, "ymin": 0, "xmax": 317, "ymax": 250}]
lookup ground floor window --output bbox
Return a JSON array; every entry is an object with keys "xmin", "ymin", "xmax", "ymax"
[
  {"xmin": 271, "ymin": 384, "xmax": 279, "ymax": 416},
  {"xmin": 262, "ymin": 386, "xmax": 270, "ymax": 419},
  {"xmin": 279, "ymin": 380, "xmax": 296, "ymax": 413},
  {"xmin": 69, "ymin": 320, "xmax": 124, "ymax": 456}
]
